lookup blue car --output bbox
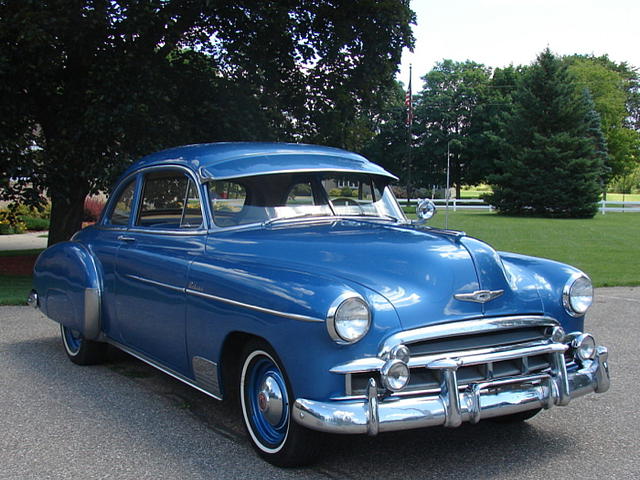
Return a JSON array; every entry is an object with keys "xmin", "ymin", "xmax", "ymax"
[{"xmin": 30, "ymin": 143, "xmax": 610, "ymax": 466}]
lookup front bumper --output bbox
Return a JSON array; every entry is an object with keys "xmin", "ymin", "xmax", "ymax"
[{"xmin": 293, "ymin": 345, "xmax": 609, "ymax": 435}]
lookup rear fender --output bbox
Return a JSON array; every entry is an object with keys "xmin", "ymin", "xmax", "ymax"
[{"xmin": 33, "ymin": 242, "xmax": 102, "ymax": 340}]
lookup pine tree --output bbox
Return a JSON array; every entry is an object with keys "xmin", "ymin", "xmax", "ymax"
[{"xmin": 486, "ymin": 49, "xmax": 605, "ymax": 218}]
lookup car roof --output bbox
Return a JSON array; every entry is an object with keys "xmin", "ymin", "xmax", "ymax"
[{"xmin": 122, "ymin": 142, "xmax": 398, "ymax": 181}]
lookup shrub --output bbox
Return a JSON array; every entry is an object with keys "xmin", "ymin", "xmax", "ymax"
[
  {"xmin": 84, "ymin": 196, "xmax": 106, "ymax": 221},
  {"xmin": 0, "ymin": 209, "xmax": 26, "ymax": 234},
  {"xmin": 20, "ymin": 215, "xmax": 50, "ymax": 231},
  {"xmin": 340, "ymin": 186, "xmax": 354, "ymax": 197}
]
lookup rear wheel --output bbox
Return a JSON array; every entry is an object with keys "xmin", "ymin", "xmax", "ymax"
[
  {"xmin": 239, "ymin": 340, "xmax": 319, "ymax": 467},
  {"xmin": 60, "ymin": 324, "xmax": 107, "ymax": 365}
]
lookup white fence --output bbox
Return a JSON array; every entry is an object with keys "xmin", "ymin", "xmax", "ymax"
[{"xmin": 397, "ymin": 198, "xmax": 640, "ymax": 214}]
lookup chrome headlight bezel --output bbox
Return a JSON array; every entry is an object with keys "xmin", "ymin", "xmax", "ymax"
[
  {"xmin": 327, "ymin": 294, "xmax": 371, "ymax": 345},
  {"xmin": 563, "ymin": 273, "xmax": 593, "ymax": 317}
]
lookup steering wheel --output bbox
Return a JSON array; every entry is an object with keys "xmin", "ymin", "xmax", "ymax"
[{"xmin": 331, "ymin": 197, "xmax": 365, "ymax": 214}]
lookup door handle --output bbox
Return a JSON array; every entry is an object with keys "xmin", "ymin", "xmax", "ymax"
[{"xmin": 117, "ymin": 235, "xmax": 136, "ymax": 242}]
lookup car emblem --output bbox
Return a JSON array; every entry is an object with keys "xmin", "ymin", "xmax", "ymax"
[{"xmin": 454, "ymin": 289, "xmax": 504, "ymax": 303}]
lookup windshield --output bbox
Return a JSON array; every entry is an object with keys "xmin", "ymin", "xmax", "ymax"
[{"xmin": 207, "ymin": 172, "xmax": 406, "ymax": 227}]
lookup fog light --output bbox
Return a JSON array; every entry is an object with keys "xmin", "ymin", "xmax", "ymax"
[
  {"xmin": 572, "ymin": 333, "xmax": 596, "ymax": 362},
  {"xmin": 389, "ymin": 344, "xmax": 410, "ymax": 364},
  {"xmin": 381, "ymin": 359, "xmax": 410, "ymax": 392}
]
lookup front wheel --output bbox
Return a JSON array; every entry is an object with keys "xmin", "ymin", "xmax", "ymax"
[
  {"xmin": 60, "ymin": 324, "xmax": 107, "ymax": 365},
  {"xmin": 239, "ymin": 341, "xmax": 319, "ymax": 467}
]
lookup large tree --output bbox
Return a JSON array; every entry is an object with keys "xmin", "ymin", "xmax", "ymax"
[
  {"xmin": 566, "ymin": 55, "xmax": 640, "ymax": 181},
  {"xmin": 0, "ymin": 0, "xmax": 414, "ymax": 245},
  {"xmin": 412, "ymin": 60, "xmax": 492, "ymax": 197},
  {"xmin": 485, "ymin": 49, "xmax": 605, "ymax": 218}
]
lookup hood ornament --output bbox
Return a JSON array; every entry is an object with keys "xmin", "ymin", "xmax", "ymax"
[{"xmin": 454, "ymin": 289, "xmax": 504, "ymax": 303}]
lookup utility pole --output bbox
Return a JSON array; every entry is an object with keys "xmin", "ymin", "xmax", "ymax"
[{"xmin": 405, "ymin": 64, "xmax": 413, "ymax": 205}]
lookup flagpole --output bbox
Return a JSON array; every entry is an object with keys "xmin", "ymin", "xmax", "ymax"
[{"xmin": 405, "ymin": 64, "xmax": 413, "ymax": 205}]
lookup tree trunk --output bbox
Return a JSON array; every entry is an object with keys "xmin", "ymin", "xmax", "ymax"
[{"xmin": 47, "ymin": 186, "xmax": 89, "ymax": 247}]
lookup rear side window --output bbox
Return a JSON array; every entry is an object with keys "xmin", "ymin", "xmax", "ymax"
[
  {"xmin": 107, "ymin": 179, "xmax": 136, "ymax": 226},
  {"xmin": 136, "ymin": 170, "xmax": 203, "ymax": 229}
]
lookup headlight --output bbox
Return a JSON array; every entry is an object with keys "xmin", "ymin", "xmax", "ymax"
[
  {"xmin": 327, "ymin": 296, "xmax": 371, "ymax": 344},
  {"xmin": 563, "ymin": 273, "xmax": 593, "ymax": 317}
]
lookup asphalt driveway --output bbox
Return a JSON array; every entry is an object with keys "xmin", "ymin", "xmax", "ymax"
[{"xmin": 1, "ymin": 287, "xmax": 638, "ymax": 479}]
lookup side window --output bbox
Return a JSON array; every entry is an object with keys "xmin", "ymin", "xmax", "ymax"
[
  {"xmin": 108, "ymin": 179, "xmax": 136, "ymax": 226},
  {"xmin": 209, "ymin": 181, "xmax": 248, "ymax": 227},
  {"xmin": 136, "ymin": 171, "xmax": 203, "ymax": 229},
  {"xmin": 286, "ymin": 181, "xmax": 315, "ymax": 206}
]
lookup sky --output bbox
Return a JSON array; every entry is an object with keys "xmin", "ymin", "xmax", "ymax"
[{"xmin": 398, "ymin": 0, "xmax": 640, "ymax": 86}]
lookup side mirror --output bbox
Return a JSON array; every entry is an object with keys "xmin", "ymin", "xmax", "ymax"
[{"xmin": 413, "ymin": 198, "xmax": 436, "ymax": 225}]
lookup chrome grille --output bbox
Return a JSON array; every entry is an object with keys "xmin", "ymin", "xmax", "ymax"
[
  {"xmin": 407, "ymin": 326, "xmax": 548, "ymax": 356},
  {"xmin": 349, "ymin": 321, "xmax": 560, "ymax": 397}
]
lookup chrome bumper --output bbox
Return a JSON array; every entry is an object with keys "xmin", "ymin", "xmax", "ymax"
[{"xmin": 293, "ymin": 346, "xmax": 609, "ymax": 435}]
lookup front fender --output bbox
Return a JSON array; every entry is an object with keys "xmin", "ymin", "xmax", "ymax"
[
  {"xmin": 33, "ymin": 241, "xmax": 103, "ymax": 339},
  {"xmin": 185, "ymin": 254, "xmax": 402, "ymax": 400},
  {"xmin": 499, "ymin": 251, "xmax": 586, "ymax": 332}
]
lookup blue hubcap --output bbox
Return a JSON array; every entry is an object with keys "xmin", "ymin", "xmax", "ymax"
[
  {"xmin": 62, "ymin": 326, "xmax": 82, "ymax": 353},
  {"xmin": 246, "ymin": 356, "xmax": 289, "ymax": 447}
]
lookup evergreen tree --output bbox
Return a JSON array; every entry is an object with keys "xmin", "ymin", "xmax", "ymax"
[
  {"xmin": 485, "ymin": 49, "xmax": 605, "ymax": 218},
  {"xmin": 582, "ymin": 88, "xmax": 612, "ymax": 192}
]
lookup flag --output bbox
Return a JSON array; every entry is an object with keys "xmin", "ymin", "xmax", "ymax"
[{"xmin": 405, "ymin": 65, "xmax": 413, "ymax": 127}]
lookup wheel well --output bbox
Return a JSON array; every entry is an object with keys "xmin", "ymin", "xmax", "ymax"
[{"xmin": 219, "ymin": 331, "xmax": 264, "ymax": 401}]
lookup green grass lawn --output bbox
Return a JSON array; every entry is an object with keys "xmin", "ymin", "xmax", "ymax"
[
  {"xmin": 0, "ymin": 275, "xmax": 34, "ymax": 306},
  {"xmin": 426, "ymin": 211, "xmax": 640, "ymax": 287},
  {"xmin": 0, "ymin": 249, "xmax": 43, "ymax": 306}
]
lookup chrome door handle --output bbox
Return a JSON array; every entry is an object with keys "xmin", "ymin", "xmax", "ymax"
[{"xmin": 117, "ymin": 235, "xmax": 136, "ymax": 242}]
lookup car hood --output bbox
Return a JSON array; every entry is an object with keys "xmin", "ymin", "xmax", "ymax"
[{"xmin": 206, "ymin": 220, "xmax": 544, "ymax": 329}]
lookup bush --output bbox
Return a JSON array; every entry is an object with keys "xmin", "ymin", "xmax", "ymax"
[
  {"xmin": 340, "ymin": 186, "xmax": 354, "ymax": 197},
  {"xmin": 20, "ymin": 215, "xmax": 50, "ymax": 231},
  {"xmin": 84, "ymin": 196, "xmax": 106, "ymax": 221},
  {"xmin": 0, "ymin": 209, "xmax": 27, "ymax": 234},
  {"xmin": 291, "ymin": 183, "xmax": 312, "ymax": 196}
]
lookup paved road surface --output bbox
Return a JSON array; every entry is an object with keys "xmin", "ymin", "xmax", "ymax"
[{"xmin": 1, "ymin": 287, "xmax": 638, "ymax": 479}]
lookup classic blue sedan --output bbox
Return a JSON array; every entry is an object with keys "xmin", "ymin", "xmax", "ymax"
[{"xmin": 30, "ymin": 143, "xmax": 610, "ymax": 466}]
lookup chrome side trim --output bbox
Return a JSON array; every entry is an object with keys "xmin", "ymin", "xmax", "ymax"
[
  {"xmin": 192, "ymin": 356, "xmax": 222, "ymax": 398},
  {"xmin": 125, "ymin": 274, "xmax": 184, "ymax": 293},
  {"xmin": 108, "ymin": 340, "xmax": 223, "ymax": 401},
  {"xmin": 379, "ymin": 315, "xmax": 558, "ymax": 358},
  {"xmin": 185, "ymin": 288, "xmax": 324, "ymax": 323}
]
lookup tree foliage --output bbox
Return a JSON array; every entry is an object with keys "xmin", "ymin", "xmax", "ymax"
[
  {"xmin": 0, "ymin": 0, "xmax": 414, "ymax": 245},
  {"xmin": 566, "ymin": 55, "xmax": 640, "ymax": 180},
  {"xmin": 411, "ymin": 60, "xmax": 492, "ymax": 197},
  {"xmin": 485, "ymin": 49, "xmax": 605, "ymax": 218}
]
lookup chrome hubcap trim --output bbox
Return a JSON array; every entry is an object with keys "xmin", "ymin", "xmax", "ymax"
[{"xmin": 258, "ymin": 375, "xmax": 284, "ymax": 426}]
